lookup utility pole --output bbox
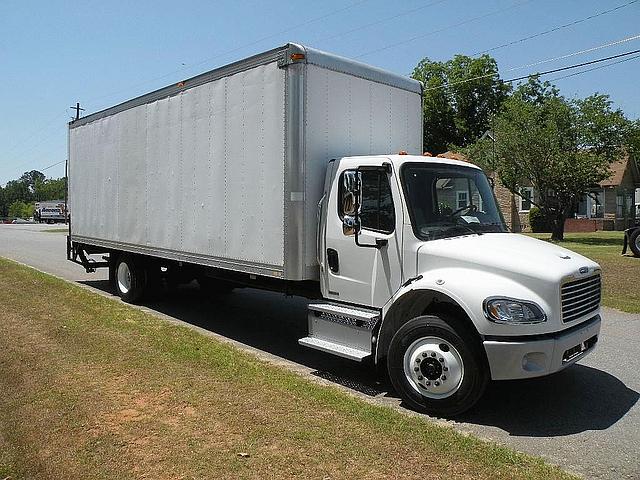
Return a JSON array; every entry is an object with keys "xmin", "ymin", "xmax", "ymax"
[{"xmin": 70, "ymin": 102, "xmax": 84, "ymax": 121}]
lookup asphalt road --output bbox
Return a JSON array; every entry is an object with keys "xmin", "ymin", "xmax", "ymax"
[{"xmin": 1, "ymin": 224, "xmax": 639, "ymax": 479}]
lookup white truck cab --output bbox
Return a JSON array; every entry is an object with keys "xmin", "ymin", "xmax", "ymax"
[{"xmin": 305, "ymin": 153, "xmax": 601, "ymax": 415}]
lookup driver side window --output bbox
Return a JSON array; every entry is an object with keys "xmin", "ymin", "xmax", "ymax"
[{"xmin": 360, "ymin": 170, "xmax": 395, "ymax": 233}]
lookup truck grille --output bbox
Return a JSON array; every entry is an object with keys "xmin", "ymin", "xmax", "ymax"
[{"xmin": 561, "ymin": 274, "xmax": 601, "ymax": 323}]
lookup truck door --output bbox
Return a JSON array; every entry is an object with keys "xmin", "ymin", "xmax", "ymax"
[{"xmin": 323, "ymin": 159, "xmax": 403, "ymax": 308}]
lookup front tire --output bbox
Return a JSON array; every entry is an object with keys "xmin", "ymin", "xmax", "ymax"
[
  {"xmin": 114, "ymin": 255, "xmax": 146, "ymax": 303},
  {"xmin": 387, "ymin": 315, "xmax": 488, "ymax": 417},
  {"xmin": 630, "ymin": 229, "xmax": 640, "ymax": 257}
]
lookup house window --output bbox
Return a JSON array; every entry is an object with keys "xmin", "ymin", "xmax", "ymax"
[
  {"xmin": 519, "ymin": 187, "xmax": 534, "ymax": 212},
  {"xmin": 616, "ymin": 195, "xmax": 624, "ymax": 218},
  {"xmin": 456, "ymin": 191, "xmax": 469, "ymax": 210}
]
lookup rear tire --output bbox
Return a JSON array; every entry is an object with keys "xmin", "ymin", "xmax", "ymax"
[
  {"xmin": 630, "ymin": 229, "xmax": 640, "ymax": 257},
  {"xmin": 114, "ymin": 255, "xmax": 146, "ymax": 303},
  {"xmin": 387, "ymin": 315, "xmax": 488, "ymax": 417}
]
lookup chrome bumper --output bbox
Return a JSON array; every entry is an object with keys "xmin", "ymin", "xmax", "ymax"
[{"xmin": 483, "ymin": 315, "xmax": 601, "ymax": 381}]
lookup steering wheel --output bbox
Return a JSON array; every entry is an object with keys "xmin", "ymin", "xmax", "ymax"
[{"xmin": 447, "ymin": 203, "xmax": 477, "ymax": 218}]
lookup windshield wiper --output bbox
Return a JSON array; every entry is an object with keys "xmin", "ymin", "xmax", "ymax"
[{"xmin": 442, "ymin": 223, "xmax": 483, "ymax": 237}]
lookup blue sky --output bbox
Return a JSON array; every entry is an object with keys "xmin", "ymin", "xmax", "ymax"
[{"xmin": 1, "ymin": 0, "xmax": 639, "ymax": 185}]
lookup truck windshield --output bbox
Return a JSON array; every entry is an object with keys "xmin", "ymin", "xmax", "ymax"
[{"xmin": 401, "ymin": 162, "xmax": 507, "ymax": 241}]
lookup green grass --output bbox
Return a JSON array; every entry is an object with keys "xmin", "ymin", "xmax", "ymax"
[
  {"xmin": 0, "ymin": 257, "xmax": 575, "ymax": 480},
  {"xmin": 42, "ymin": 227, "xmax": 68, "ymax": 233},
  {"xmin": 527, "ymin": 231, "xmax": 640, "ymax": 313}
]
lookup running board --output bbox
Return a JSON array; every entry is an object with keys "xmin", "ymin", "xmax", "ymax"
[
  {"xmin": 298, "ymin": 336, "xmax": 371, "ymax": 361},
  {"xmin": 298, "ymin": 303, "xmax": 381, "ymax": 362}
]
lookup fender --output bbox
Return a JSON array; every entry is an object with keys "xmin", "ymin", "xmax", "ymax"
[{"xmin": 375, "ymin": 268, "xmax": 554, "ymax": 363}]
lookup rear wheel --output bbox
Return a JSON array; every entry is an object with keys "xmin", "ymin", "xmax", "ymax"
[
  {"xmin": 387, "ymin": 315, "xmax": 488, "ymax": 417},
  {"xmin": 114, "ymin": 255, "xmax": 146, "ymax": 303},
  {"xmin": 630, "ymin": 229, "xmax": 640, "ymax": 257}
]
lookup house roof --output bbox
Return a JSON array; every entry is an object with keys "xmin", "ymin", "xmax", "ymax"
[
  {"xmin": 599, "ymin": 153, "xmax": 640, "ymax": 187},
  {"xmin": 436, "ymin": 151, "xmax": 469, "ymax": 162}
]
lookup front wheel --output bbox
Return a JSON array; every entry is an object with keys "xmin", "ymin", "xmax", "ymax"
[{"xmin": 387, "ymin": 315, "xmax": 488, "ymax": 417}]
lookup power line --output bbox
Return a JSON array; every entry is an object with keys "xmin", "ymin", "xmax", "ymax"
[
  {"xmin": 502, "ymin": 48, "xmax": 640, "ymax": 83},
  {"xmin": 0, "ymin": 160, "xmax": 66, "ymax": 188},
  {"xmin": 354, "ymin": 0, "xmax": 532, "ymax": 59},
  {"xmin": 421, "ymin": 33, "xmax": 640, "ymax": 91},
  {"xmin": 549, "ymin": 52, "xmax": 640, "ymax": 82},
  {"xmin": 513, "ymin": 33, "xmax": 640, "ymax": 71},
  {"xmin": 474, "ymin": 0, "xmax": 639, "ymax": 55}
]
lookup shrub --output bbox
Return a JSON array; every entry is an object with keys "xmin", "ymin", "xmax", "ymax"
[{"xmin": 529, "ymin": 207, "xmax": 552, "ymax": 233}]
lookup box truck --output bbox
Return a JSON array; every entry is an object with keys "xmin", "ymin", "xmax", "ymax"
[
  {"xmin": 35, "ymin": 200, "xmax": 67, "ymax": 224},
  {"xmin": 68, "ymin": 43, "xmax": 602, "ymax": 416}
]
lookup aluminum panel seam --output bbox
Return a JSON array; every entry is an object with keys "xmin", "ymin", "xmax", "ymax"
[{"xmin": 70, "ymin": 235, "xmax": 285, "ymax": 277}]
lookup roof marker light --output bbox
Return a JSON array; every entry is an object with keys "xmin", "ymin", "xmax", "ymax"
[
  {"xmin": 423, "ymin": 152, "xmax": 432, "ymax": 156},
  {"xmin": 398, "ymin": 150, "xmax": 408, "ymax": 155},
  {"xmin": 290, "ymin": 53, "xmax": 305, "ymax": 61}
]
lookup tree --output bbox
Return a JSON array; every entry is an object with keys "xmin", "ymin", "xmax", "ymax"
[
  {"xmin": 3, "ymin": 179, "xmax": 31, "ymax": 205},
  {"xmin": 19, "ymin": 170, "xmax": 45, "ymax": 195},
  {"xmin": 467, "ymin": 77, "xmax": 629, "ymax": 241},
  {"xmin": 625, "ymin": 119, "xmax": 640, "ymax": 171},
  {"xmin": 35, "ymin": 177, "xmax": 66, "ymax": 201},
  {"xmin": 412, "ymin": 54, "xmax": 510, "ymax": 154},
  {"xmin": 0, "ymin": 186, "xmax": 6, "ymax": 218},
  {"xmin": 8, "ymin": 200, "xmax": 33, "ymax": 220}
]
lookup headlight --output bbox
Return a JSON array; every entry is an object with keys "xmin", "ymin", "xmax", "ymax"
[{"xmin": 483, "ymin": 297, "xmax": 546, "ymax": 324}]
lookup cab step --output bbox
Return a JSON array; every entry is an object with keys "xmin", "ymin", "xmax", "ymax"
[
  {"xmin": 298, "ymin": 303, "xmax": 381, "ymax": 362},
  {"xmin": 298, "ymin": 337, "xmax": 370, "ymax": 361}
]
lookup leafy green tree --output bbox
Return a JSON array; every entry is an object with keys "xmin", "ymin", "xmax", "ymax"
[
  {"xmin": 8, "ymin": 200, "xmax": 34, "ymax": 220},
  {"xmin": 625, "ymin": 119, "xmax": 640, "ymax": 170},
  {"xmin": 3, "ymin": 179, "xmax": 31, "ymax": 205},
  {"xmin": 467, "ymin": 77, "xmax": 628, "ymax": 241},
  {"xmin": 0, "ymin": 186, "xmax": 6, "ymax": 218},
  {"xmin": 412, "ymin": 54, "xmax": 510, "ymax": 154},
  {"xmin": 35, "ymin": 177, "xmax": 66, "ymax": 201},
  {"xmin": 19, "ymin": 170, "xmax": 45, "ymax": 195}
]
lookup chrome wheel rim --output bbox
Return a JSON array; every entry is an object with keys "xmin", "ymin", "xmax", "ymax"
[
  {"xmin": 403, "ymin": 336, "xmax": 464, "ymax": 399},
  {"xmin": 635, "ymin": 234, "xmax": 640, "ymax": 252},
  {"xmin": 117, "ymin": 262, "xmax": 132, "ymax": 294}
]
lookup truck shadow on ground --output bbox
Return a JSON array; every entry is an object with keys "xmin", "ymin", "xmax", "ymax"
[
  {"xmin": 81, "ymin": 279, "xmax": 638, "ymax": 437},
  {"xmin": 460, "ymin": 365, "xmax": 639, "ymax": 437}
]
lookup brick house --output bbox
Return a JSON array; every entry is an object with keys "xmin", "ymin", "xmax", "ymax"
[{"xmin": 437, "ymin": 151, "xmax": 640, "ymax": 232}]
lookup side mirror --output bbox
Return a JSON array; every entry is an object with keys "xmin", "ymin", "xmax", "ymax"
[
  {"xmin": 342, "ymin": 170, "xmax": 359, "ymax": 216},
  {"xmin": 343, "ymin": 215, "xmax": 359, "ymax": 236}
]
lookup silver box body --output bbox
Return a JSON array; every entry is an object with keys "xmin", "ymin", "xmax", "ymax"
[{"xmin": 69, "ymin": 44, "xmax": 422, "ymax": 280}]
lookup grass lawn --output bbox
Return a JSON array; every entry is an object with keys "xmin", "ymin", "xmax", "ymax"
[
  {"xmin": 42, "ymin": 227, "xmax": 69, "ymax": 233},
  {"xmin": 0, "ymin": 257, "xmax": 574, "ymax": 480},
  {"xmin": 527, "ymin": 231, "xmax": 640, "ymax": 313}
]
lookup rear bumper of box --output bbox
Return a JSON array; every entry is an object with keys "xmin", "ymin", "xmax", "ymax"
[{"xmin": 483, "ymin": 314, "xmax": 601, "ymax": 381}]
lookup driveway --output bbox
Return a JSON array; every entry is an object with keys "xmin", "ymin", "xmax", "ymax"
[{"xmin": 1, "ymin": 224, "xmax": 638, "ymax": 479}]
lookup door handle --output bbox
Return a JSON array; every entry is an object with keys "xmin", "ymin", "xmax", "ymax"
[{"xmin": 327, "ymin": 248, "xmax": 339, "ymax": 273}]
